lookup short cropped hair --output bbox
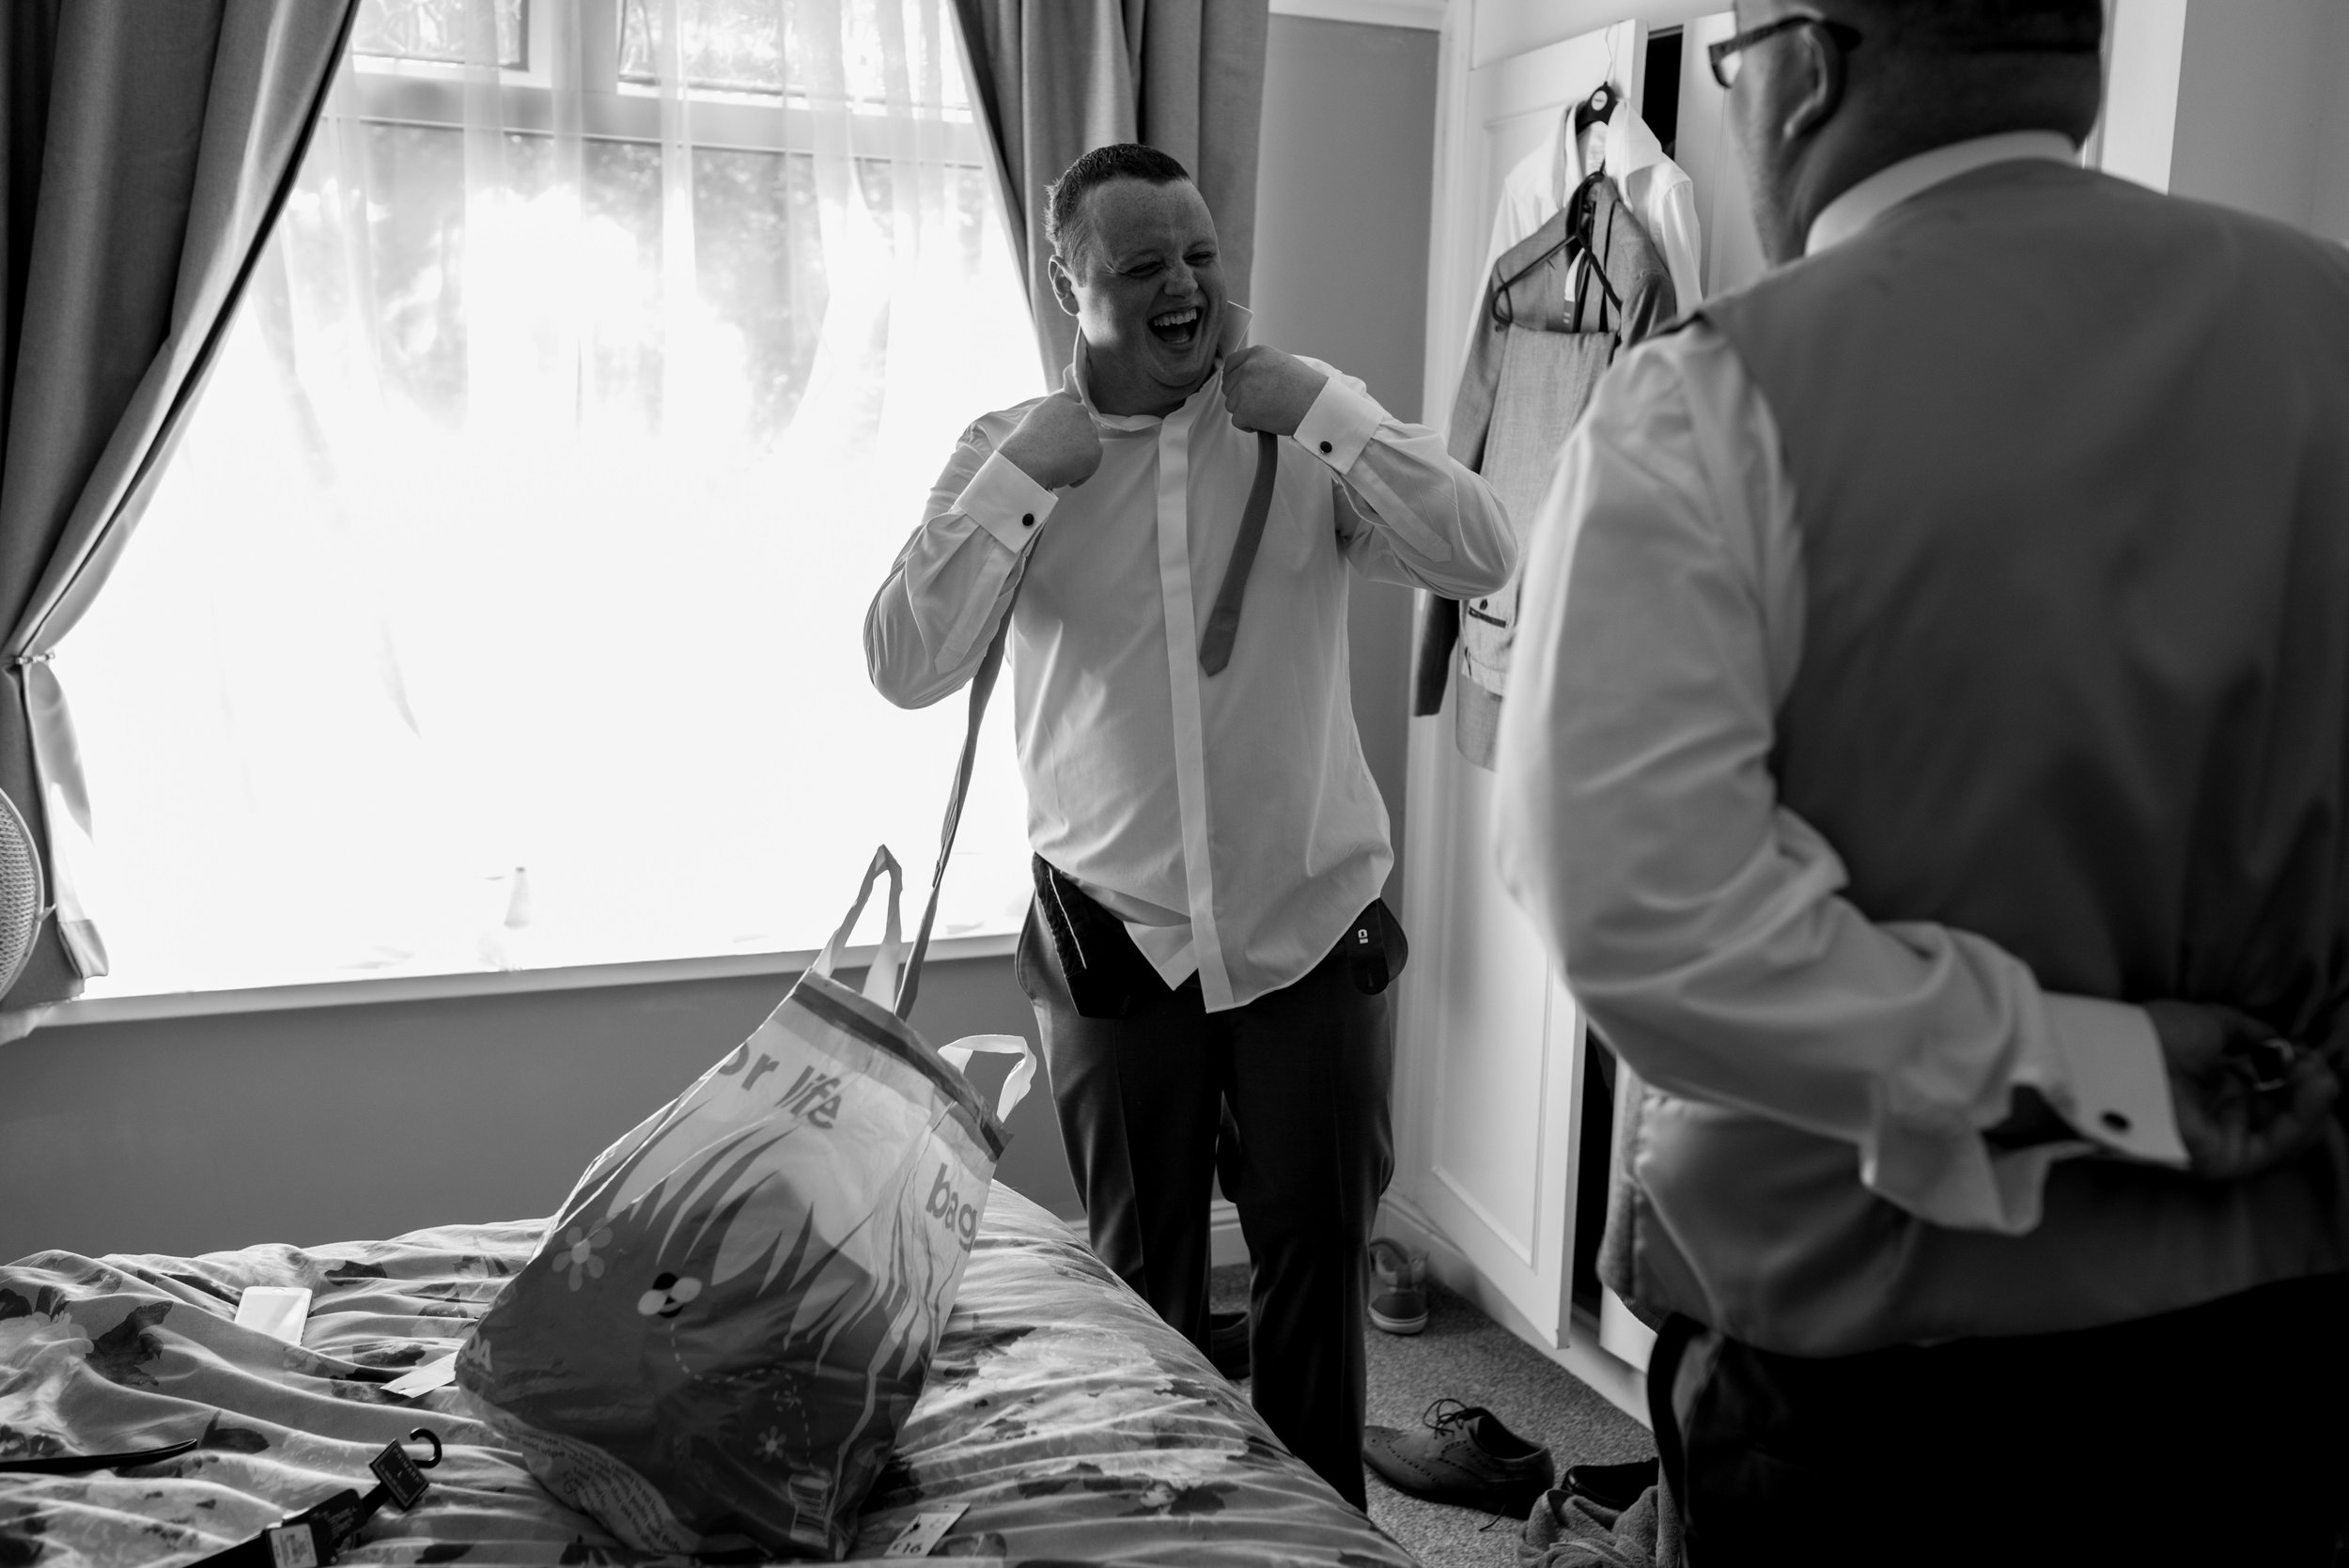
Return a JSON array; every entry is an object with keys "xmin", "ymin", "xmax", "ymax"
[
  {"xmin": 1046, "ymin": 144, "xmax": 1194, "ymax": 269},
  {"xmin": 1845, "ymin": 0, "xmax": 2102, "ymax": 51}
]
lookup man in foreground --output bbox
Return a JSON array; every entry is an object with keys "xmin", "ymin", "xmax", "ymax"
[
  {"xmin": 866, "ymin": 144, "xmax": 1512, "ymax": 1506},
  {"xmin": 1494, "ymin": 2, "xmax": 2349, "ymax": 1561}
]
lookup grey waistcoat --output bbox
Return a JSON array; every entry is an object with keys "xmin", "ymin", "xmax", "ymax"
[{"xmin": 1614, "ymin": 160, "xmax": 2349, "ymax": 1355}]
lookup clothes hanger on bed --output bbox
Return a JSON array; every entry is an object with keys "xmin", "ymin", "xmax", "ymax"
[{"xmin": 0, "ymin": 1438, "xmax": 198, "ymax": 1474}]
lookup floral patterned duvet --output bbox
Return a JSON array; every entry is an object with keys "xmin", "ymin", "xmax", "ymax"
[{"xmin": 0, "ymin": 1185, "xmax": 1419, "ymax": 1567}]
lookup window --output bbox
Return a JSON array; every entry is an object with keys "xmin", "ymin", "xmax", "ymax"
[
  {"xmin": 61, "ymin": 0, "xmax": 1043, "ymax": 996},
  {"xmin": 353, "ymin": 0, "xmax": 528, "ymax": 70}
]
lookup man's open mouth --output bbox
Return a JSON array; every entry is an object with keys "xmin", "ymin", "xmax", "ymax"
[{"xmin": 1149, "ymin": 305, "xmax": 1203, "ymax": 347}]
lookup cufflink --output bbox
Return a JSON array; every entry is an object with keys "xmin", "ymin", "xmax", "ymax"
[
  {"xmin": 1318, "ymin": 441, "xmax": 1332, "ymax": 455},
  {"xmin": 1021, "ymin": 513, "xmax": 1034, "ymax": 527},
  {"xmin": 2231, "ymin": 1036, "xmax": 2300, "ymax": 1094}
]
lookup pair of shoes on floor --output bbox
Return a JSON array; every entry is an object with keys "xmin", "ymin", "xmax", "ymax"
[
  {"xmin": 1362, "ymin": 1397, "xmax": 1555, "ymax": 1514},
  {"xmin": 1367, "ymin": 1237, "xmax": 1428, "ymax": 1335},
  {"xmin": 1207, "ymin": 1307, "xmax": 1249, "ymax": 1380}
]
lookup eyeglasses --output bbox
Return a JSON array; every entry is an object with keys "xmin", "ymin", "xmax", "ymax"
[{"xmin": 1707, "ymin": 13, "xmax": 1864, "ymax": 89}]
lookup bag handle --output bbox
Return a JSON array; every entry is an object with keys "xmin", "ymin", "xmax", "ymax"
[
  {"xmin": 820, "ymin": 842, "xmax": 1033, "ymax": 1121},
  {"xmin": 894, "ymin": 611, "xmax": 1010, "ymax": 1020},
  {"xmin": 819, "ymin": 845, "xmax": 907, "ymax": 1008},
  {"xmin": 939, "ymin": 1033, "xmax": 1037, "ymax": 1123}
]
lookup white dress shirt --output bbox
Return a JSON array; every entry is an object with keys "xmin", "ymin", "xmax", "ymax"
[
  {"xmin": 1486, "ymin": 106, "xmax": 1705, "ymax": 319},
  {"xmin": 869, "ymin": 343, "xmax": 1514, "ymax": 1012},
  {"xmin": 1492, "ymin": 134, "xmax": 2187, "ymax": 1235}
]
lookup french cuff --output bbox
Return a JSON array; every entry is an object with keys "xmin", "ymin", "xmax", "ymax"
[
  {"xmin": 2041, "ymin": 996, "xmax": 2190, "ymax": 1168},
  {"xmin": 955, "ymin": 450, "xmax": 1058, "ymax": 552},
  {"xmin": 1867, "ymin": 1109, "xmax": 2064, "ymax": 1235},
  {"xmin": 1293, "ymin": 374, "xmax": 1384, "ymax": 473}
]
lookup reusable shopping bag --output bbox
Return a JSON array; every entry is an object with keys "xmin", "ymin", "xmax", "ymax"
[{"xmin": 456, "ymin": 630, "xmax": 1032, "ymax": 1560}]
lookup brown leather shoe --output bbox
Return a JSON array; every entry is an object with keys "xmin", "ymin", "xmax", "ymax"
[{"xmin": 1362, "ymin": 1398, "xmax": 1555, "ymax": 1514}]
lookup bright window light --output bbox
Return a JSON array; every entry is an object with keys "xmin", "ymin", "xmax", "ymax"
[{"xmin": 61, "ymin": 0, "xmax": 1042, "ymax": 996}]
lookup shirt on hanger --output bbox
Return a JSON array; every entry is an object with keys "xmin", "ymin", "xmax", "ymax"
[
  {"xmin": 867, "ymin": 342, "xmax": 1515, "ymax": 1013},
  {"xmin": 1484, "ymin": 100, "xmax": 1704, "ymax": 320},
  {"xmin": 1418, "ymin": 174, "xmax": 1678, "ymax": 763}
]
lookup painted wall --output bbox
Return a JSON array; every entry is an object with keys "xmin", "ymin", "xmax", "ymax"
[
  {"xmin": 2099, "ymin": 0, "xmax": 2191, "ymax": 194},
  {"xmin": 1251, "ymin": 15, "xmax": 1441, "ymax": 907},
  {"xmin": 2310, "ymin": 7, "xmax": 2349, "ymax": 246},
  {"xmin": 0, "ymin": 955, "xmax": 1056, "ymax": 1265},
  {"xmin": 2103, "ymin": 0, "xmax": 2349, "ymax": 247},
  {"xmin": 0, "ymin": 17, "xmax": 1440, "ymax": 1269},
  {"xmin": 2168, "ymin": 0, "xmax": 2343, "ymax": 233}
]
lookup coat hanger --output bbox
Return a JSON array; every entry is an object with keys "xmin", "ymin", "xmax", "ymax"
[
  {"xmin": 1575, "ymin": 24, "xmax": 1624, "ymax": 135},
  {"xmin": 1573, "ymin": 82, "xmax": 1619, "ymax": 136}
]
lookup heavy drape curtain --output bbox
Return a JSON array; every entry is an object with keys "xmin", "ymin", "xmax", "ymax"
[
  {"xmin": 950, "ymin": 0, "xmax": 1269, "ymax": 380},
  {"xmin": 0, "ymin": 0, "xmax": 360, "ymax": 1030},
  {"xmin": 56, "ymin": 0, "xmax": 1042, "ymax": 997}
]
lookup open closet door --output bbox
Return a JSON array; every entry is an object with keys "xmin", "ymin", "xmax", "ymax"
[
  {"xmin": 1391, "ymin": 16, "xmax": 1648, "ymax": 1363},
  {"xmin": 1673, "ymin": 12, "xmax": 1770, "ymax": 300},
  {"xmin": 1389, "ymin": 5, "xmax": 1764, "ymax": 1401}
]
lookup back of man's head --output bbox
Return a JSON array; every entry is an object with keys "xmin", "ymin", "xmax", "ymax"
[
  {"xmin": 1733, "ymin": 0, "xmax": 2107, "ymax": 260},
  {"xmin": 1047, "ymin": 144, "xmax": 1192, "ymax": 271},
  {"xmin": 1835, "ymin": 0, "xmax": 2102, "ymax": 53},
  {"xmin": 1818, "ymin": 0, "xmax": 2107, "ymax": 160}
]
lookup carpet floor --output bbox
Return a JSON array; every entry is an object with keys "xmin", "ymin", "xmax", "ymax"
[{"xmin": 1208, "ymin": 1263, "xmax": 1657, "ymax": 1568}]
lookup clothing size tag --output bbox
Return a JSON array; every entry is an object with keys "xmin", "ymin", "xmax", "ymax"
[
  {"xmin": 881, "ymin": 1504, "xmax": 969, "ymax": 1557},
  {"xmin": 235, "ymin": 1286, "xmax": 312, "ymax": 1345},
  {"xmin": 266, "ymin": 1523, "xmax": 321, "ymax": 1568},
  {"xmin": 368, "ymin": 1439, "xmax": 430, "ymax": 1511},
  {"xmin": 383, "ymin": 1354, "xmax": 459, "ymax": 1398}
]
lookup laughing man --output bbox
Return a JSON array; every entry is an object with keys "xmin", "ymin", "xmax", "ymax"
[{"xmin": 865, "ymin": 143, "xmax": 1513, "ymax": 1506}]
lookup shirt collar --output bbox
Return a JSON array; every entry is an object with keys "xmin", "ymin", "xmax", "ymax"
[
  {"xmin": 1065, "ymin": 337, "xmax": 1160, "ymax": 430},
  {"xmin": 1555, "ymin": 101, "xmax": 1670, "ymax": 208},
  {"xmin": 1804, "ymin": 131, "xmax": 2079, "ymax": 256},
  {"xmin": 1064, "ymin": 303, "xmax": 1252, "ymax": 431}
]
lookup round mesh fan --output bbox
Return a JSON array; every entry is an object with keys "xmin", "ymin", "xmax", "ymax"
[{"xmin": 0, "ymin": 787, "xmax": 46, "ymax": 1000}]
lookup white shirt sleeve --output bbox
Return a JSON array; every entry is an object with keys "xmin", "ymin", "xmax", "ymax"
[
  {"xmin": 1489, "ymin": 325, "xmax": 2186, "ymax": 1236},
  {"xmin": 1642, "ymin": 171, "xmax": 1705, "ymax": 312},
  {"xmin": 864, "ymin": 422, "xmax": 1056, "ymax": 709},
  {"xmin": 1291, "ymin": 360, "xmax": 1517, "ymax": 601}
]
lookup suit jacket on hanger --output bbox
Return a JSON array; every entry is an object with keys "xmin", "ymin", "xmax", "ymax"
[{"xmin": 1417, "ymin": 173, "xmax": 1677, "ymax": 764}]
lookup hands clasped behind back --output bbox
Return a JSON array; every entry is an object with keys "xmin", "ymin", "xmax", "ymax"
[{"xmin": 2145, "ymin": 1000, "xmax": 2343, "ymax": 1182}]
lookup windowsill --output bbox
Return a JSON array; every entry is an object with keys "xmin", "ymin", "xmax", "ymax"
[{"xmin": 45, "ymin": 930, "xmax": 1020, "ymax": 1026}]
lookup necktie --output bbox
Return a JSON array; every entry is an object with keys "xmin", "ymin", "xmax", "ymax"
[{"xmin": 1197, "ymin": 430, "xmax": 1281, "ymax": 675}]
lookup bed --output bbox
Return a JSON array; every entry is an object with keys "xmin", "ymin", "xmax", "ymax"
[{"xmin": 0, "ymin": 1185, "xmax": 1420, "ymax": 1567}]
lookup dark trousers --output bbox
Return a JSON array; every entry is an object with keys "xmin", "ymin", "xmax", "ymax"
[
  {"xmin": 1016, "ymin": 904, "xmax": 1395, "ymax": 1509},
  {"xmin": 1650, "ymin": 1273, "xmax": 2349, "ymax": 1567}
]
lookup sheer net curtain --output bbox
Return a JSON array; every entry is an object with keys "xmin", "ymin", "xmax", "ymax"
[{"xmin": 59, "ymin": 0, "xmax": 1042, "ymax": 996}]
